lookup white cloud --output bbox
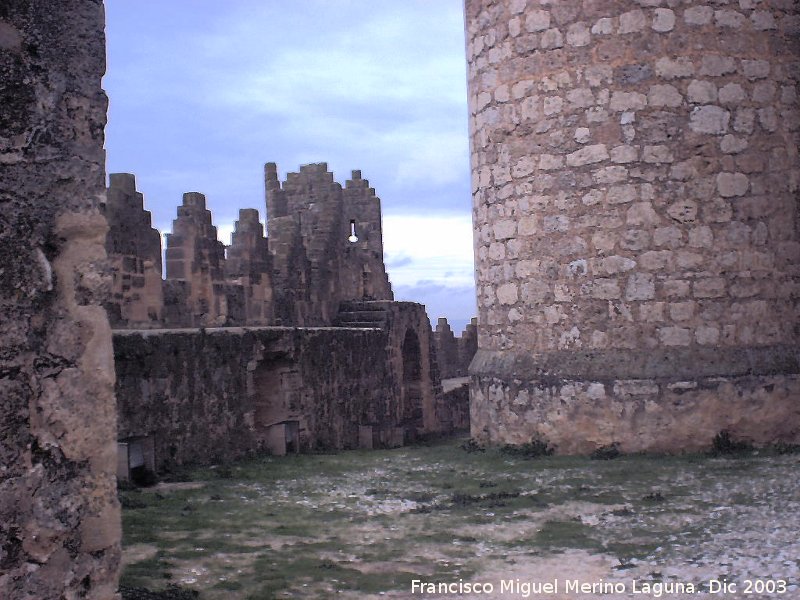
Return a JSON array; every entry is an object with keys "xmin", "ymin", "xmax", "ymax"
[
  {"xmin": 216, "ymin": 222, "xmax": 236, "ymax": 246},
  {"xmin": 382, "ymin": 213, "xmax": 474, "ymax": 288},
  {"xmin": 105, "ymin": 1, "xmax": 471, "ymax": 216},
  {"xmin": 392, "ymin": 130, "xmax": 469, "ymax": 187}
]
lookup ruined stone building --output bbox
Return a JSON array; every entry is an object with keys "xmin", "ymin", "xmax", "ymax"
[
  {"xmin": 466, "ymin": 0, "xmax": 800, "ymax": 453},
  {"xmin": 1, "ymin": 0, "xmax": 471, "ymax": 584},
  {"xmin": 104, "ymin": 163, "xmax": 394, "ymax": 331},
  {"xmin": 103, "ymin": 164, "xmax": 470, "ymax": 476},
  {"xmin": 7, "ymin": 0, "xmax": 800, "ymax": 597},
  {"xmin": 434, "ymin": 317, "xmax": 479, "ymax": 378}
]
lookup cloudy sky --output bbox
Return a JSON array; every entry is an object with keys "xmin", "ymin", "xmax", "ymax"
[{"xmin": 104, "ymin": 1, "xmax": 477, "ymax": 333}]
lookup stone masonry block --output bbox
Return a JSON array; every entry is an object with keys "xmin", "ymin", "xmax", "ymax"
[
  {"xmin": 690, "ymin": 105, "xmax": 730, "ymax": 134},
  {"xmin": 566, "ymin": 144, "xmax": 609, "ymax": 166}
]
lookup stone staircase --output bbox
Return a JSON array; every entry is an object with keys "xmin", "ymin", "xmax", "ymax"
[{"xmin": 334, "ymin": 301, "xmax": 389, "ymax": 329}]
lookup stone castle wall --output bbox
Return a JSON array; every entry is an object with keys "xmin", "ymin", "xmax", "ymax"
[
  {"xmin": 115, "ymin": 327, "xmax": 389, "ymax": 468},
  {"xmin": 265, "ymin": 163, "xmax": 394, "ymax": 326},
  {"xmin": 106, "ymin": 169, "xmax": 464, "ymax": 467},
  {"xmin": 115, "ymin": 301, "xmax": 455, "ymax": 470},
  {"xmin": 379, "ymin": 302, "xmax": 443, "ymax": 434},
  {"xmin": 435, "ymin": 317, "xmax": 479, "ymax": 378},
  {"xmin": 0, "ymin": 3, "xmax": 120, "ymax": 598},
  {"xmin": 465, "ymin": 0, "xmax": 800, "ymax": 452}
]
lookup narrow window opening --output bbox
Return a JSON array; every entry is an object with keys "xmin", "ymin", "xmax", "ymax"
[{"xmin": 348, "ymin": 219, "xmax": 359, "ymax": 243}]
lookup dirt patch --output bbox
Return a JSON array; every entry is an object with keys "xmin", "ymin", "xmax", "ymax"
[
  {"xmin": 122, "ymin": 544, "xmax": 159, "ymax": 568},
  {"xmin": 119, "ymin": 441, "xmax": 800, "ymax": 598},
  {"xmin": 141, "ymin": 482, "xmax": 206, "ymax": 493}
]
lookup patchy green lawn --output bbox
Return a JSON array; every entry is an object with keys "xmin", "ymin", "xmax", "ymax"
[{"xmin": 119, "ymin": 439, "xmax": 800, "ymax": 599}]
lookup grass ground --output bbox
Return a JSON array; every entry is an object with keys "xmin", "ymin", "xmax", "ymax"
[{"xmin": 119, "ymin": 438, "xmax": 800, "ymax": 599}]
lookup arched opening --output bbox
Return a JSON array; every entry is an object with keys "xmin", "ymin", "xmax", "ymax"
[
  {"xmin": 348, "ymin": 219, "xmax": 359, "ymax": 243},
  {"xmin": 401, "ymin": 328, "xmax": 424, "ymax": 435}
]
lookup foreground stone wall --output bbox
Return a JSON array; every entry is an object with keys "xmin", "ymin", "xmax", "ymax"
[
  {"xmin": 440, "ymin": 380, "xmax": 471, "ymax": 432},
  {"xmin": 466, "ymin": 0, "xmax": 800, "ymax": 452},
  {"xmin": 115, "ymin": 298, "xmax": 457, "ymax": 470},
  {"xmin": 0, "ymin": 2, "xmax": 120, "ymax": 598}
]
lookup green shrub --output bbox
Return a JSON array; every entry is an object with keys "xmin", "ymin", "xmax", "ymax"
[
  {"xmin": 710, "ymin": 431, "xmax": 752, "ymax": 456},
  {"xmin": 460, "ymin": 438, "xmax": 485, "ymax": 453},
  {"xmin": 499, "ymin": 438, "xmax": 554, "ymax": 459},
  {"xmin": 590, "ymin": 443, "xmax": 620, "ymax": 460}
]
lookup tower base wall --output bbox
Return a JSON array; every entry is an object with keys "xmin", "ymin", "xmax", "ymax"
[{"xmin": 470, "ymin": 348, "xmax": 800, "ymax": 454}]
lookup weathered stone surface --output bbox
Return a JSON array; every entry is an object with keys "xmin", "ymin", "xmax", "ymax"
[
  {"xmin": 619, "ymin": 9, "xmax": 647, "ymax": 34},
  {"xmin": 689, "ymin": 105, "xmax": 730, "ymax": 134},
  {"xmin": 470, "ymin": 350, "xmax": 800, "ymax": 453},
  {"xmin": 687, "ymin": 80, "xmax": 718, "ymax": 104},
  {"xmin": 116, "ymin": 327, "xmax": 386, "ymax": 461},
  {"xmin": 116, "ymin": 301, "xmax": 449, "ymax": 465},
  {"xmin": 434, "ymin": 317, "xmax": 460, "ymax": 379},
  {"xmin": 225, "ymin": 208, "xmax": 275, "ymax": 325},
  {"xmin": 465, "ymin": 0, "xmax": 800, "ymax": 453},
  {"xmin": 0, "ymin": 3, "xmax": 120, "ymax": 598},
  {"xmin": 566, "ymin": 144, "xmax": 609, "ymax": 166},
  {"xmin": 525, "ymin": 10, "xmax": 551, "ymax": 32},
  {"xmin": 648, "ymin": 84, "xmax": 683, "ymax": 107},
  {"xmin": 104, "ymin": 175, "xmax": 165, "ymax": 328},
  {"xmin": 717, "ymin": 172, "xmax": 750, "ymax": 197},
  {"xmin": 107, "ymin": 163, "xmax": 395, "ymax": 330},
  {"xmin": 684, "ymin": 6, "xmax": 713, "ymax": 26},
  {"xmin": 655, "ymin": 56, "xmax": 695, "ymax": 79},
  {"xmin": 435, "ymin": 317, "xmax": 479, "ymax": 379}
]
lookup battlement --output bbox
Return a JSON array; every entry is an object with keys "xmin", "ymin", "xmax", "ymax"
[
  {"xmin": 181, "ymin": 191, "xmax": 207, "ymax": 209},
  {"xmin": 344, "ymin": 170, "xmax": 376, "ymax": 196},
  {"xmin": 107, "ymin": 172, "xmax": 148, "ymax": 216},
  {"xmin": 103, "ymin": 174, "xmax": 164, "ymax": 329},
  {"xmin": 105, "ymin": 163, "xmax": 394, "ymax": 330},
  {"xmin": 238, "ymin": 208, "xmax": 260, "ymax": 224},
  {"xmin": 434, "ymin": 317, "xmax": 477, "ymax": 378},
  {"xmin": 109, "ymin": 172, "xmax": 137, "ymax": 193}
]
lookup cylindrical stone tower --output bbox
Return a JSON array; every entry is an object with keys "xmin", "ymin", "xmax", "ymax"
[{"xmin": 465, "ymin": 0, "xmax": 800, "ymax": 453}]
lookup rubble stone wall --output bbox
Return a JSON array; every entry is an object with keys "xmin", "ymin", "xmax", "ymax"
[
  {"xmin": 440, "ymin": 381, "xmax": 471, "ymax": 432},
  {"xmin": 0, "ymin": 2, "xmax": 120, "ymax": 597},
  {"xmin": 114, "ymin": 327, "xmax": 396, "ymax": 469},
  {"xmin": 465, "ymin": 0, "xmax": 800, "ymax": 452}
]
